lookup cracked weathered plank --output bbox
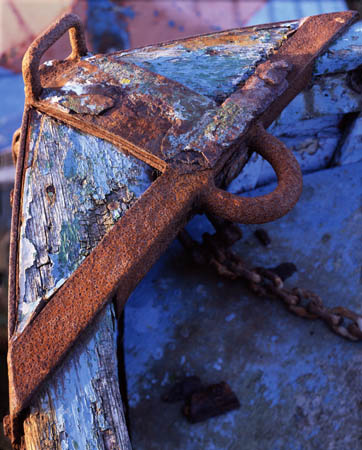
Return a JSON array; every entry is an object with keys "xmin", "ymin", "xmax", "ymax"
[
  {"xmin": 18, "ymin": 112, "xmax": 154, "ymax": 448},
  {"xmin": 17, "ymin": 17, "xmax": 362, "ymax": 448},
  {"xmin": 23, "ymin": 303, "xmax": 131, "ymax": 450},
  {"xmin": 17, "ymin": 111, "xmax": 153, "ymax": 334}
]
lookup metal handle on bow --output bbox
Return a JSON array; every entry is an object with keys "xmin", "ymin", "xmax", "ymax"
[
  {"xmin": 22, "ymin": 13, "xmax": 88, "ymax": 102},
  {"xmin": 202, "ymin": 122, "xmax": 303, "ymax": 224}
]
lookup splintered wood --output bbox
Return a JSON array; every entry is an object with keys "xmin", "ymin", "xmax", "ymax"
[{"xmin": 23, "ymin": 304, "xmax": 131, "ymax": 449}]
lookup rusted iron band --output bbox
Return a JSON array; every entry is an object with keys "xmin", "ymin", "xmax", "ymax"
[
  {"xmin": 34, "ymin": 101, "xmax": 168, "ymax": 173},
  {"xmin": 7, "ymin": 169, "xmax": 210, "ymax": 419},
  {"xmin": 22, "ymin": 13, "xmax": 88, "ymax": 102},
  {"xmin": 8, "ymin": 107, "xmax": 31, "ymax": 339},
  {"xmin": 201, "ymin": 123, "xmax": 302, "ymax": 223},
  {"xmin": 258, "ymin": 11, "xmax": 359, "ymax": 128}
]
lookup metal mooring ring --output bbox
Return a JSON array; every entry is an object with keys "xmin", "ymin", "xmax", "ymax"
[
  {"xmin": 22, "ymin": 13, "xmax": 88, "ymax": 102},
  {"xmin": 201, "ymin": 122, "xmax": 303, "ymax": 224}
]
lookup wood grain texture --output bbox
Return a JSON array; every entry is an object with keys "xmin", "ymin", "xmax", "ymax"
[
  {"xmin": 18, "ymin": 112, "xmax": 154, "ymax": 448},
  {"xmin": 17, "ymin": 111, "xmax": 153, "ymax": 335},
  {"xmin": 313, "ymin": 20, "xmax": 362, "ymax": 76},
  {"xmin": 17, "ymin": 18, "xmax": 362, "ymax": 447},
  {"xmin": 23, "ymin": 303, "xmax": 131, "ymax": 450}
]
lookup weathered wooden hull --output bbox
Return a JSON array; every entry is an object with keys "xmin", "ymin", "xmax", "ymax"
[
  {"xmin": 13, "ymin": 20, "xmax": 298, "ymax": 339},
  {"xmin": 5, "ymin": 11, "xmax": 361, "ymax": 448}
]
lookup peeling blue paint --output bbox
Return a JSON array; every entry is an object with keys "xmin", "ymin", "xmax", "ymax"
[
  {"xmin": 17, "ymin": 112, "xmax": 153, "ymax": 332},
  {"xmin": 314, "ymin": 20, "xmax": 362, "ymax": 76},
  {"xmin": 31, "ymin": 304, "xmax": 130, "ymax": 448},
  {"xmin": 117, "ymin": 23, "xmax": 298, "ymax": 101}
]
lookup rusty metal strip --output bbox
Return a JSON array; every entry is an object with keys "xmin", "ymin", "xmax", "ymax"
[
  {"xmin": 22, "ymin": 13, "xmax": 87, "ymax": 103},
  {"xmin": 8, "ymin": 106, "xmax": 31, "ymax": 339},
  {"xmin": 258, "ymin": 11, "xmax": 360, "ymax": 128},
  {"xmin": 120, "ymin": 18, "xmax": 301, "ymax": 56},
  {"xmin": 210, "ymin": 11, "xmax": 359, "ymax": 174},
  {"xmin": 7, "ymin": 169, "xmax": 210, "ymax": 418},
  {"xmin": 201, "ymin": 11, "xmax": 358, "ymax": 219},
  {"xmin": 34, "ymin": 101, "xmax": 167, "ymax": 172},
  {"xmin": 31, "ymin": 12, "xmax": 358, "ymax": 177}
]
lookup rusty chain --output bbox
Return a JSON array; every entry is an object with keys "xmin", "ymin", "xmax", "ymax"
[{"xmin": 178, "ymin": 217, "xmax": 362, "ymax": 342}]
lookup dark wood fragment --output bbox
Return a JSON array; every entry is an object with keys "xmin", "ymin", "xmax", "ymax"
[{"xmin": 183, "ymin": 381, "xmax": 240, "ymax": 423}]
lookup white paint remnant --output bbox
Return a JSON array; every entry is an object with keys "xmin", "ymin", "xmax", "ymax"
[
  {"xmin": 61, "ymin": 80, "xmax": 88, "ymax": 95},
  {"xmin": 17, "ymin": 171, "xmax": 43, "ymax": 332},
  {"xmin": 43, "ymin": 277, "xmax": 67, "ymax": 301}
]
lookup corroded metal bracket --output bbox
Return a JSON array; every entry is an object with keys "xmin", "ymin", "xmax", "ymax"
[
  {"xmin": 201, "ymin": 122, "xmax": 302, "ymax": 223},
  {"xmin": 5, "ymin": 10, "xmax": 358, "ymax": 447},
  {"xmin": 22, "ymin": 14, "xmax": 88, "ymax": 102}
]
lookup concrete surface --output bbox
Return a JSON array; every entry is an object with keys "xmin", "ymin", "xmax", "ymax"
[{"xmin": 125, "ymin": 161, "xmax": 362, "ymax": 450}]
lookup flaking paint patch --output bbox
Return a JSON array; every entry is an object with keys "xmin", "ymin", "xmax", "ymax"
[
  {"xmin": 314, "ymin": 20, "xmax": 362, "ymax": 75},
  {"xmin": 117, "ymin": 23, "xmax": 298, "ymax": 101},
  {"xmin": 26, "ymin": 304, "xmax": 130, "ymax": 449},
  {"xmin": 16, "ymin": 111, "xmax": 153, "ymax": 333}
]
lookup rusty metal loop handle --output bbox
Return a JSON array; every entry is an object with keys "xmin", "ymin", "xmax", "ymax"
[
  {"xmin": 201, "ymin": 122, "xmax": 303, "ymax": 224},
  {"xmin": 22, "ymin": 13, "xmax": 88, "ymax": 102}
]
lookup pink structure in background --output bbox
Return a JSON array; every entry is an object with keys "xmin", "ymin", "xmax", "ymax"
[
  {"xmin": 124, "ymin": 0, "xmax": 265, "ymax": 48},
  {"xmin": 0, "ymin": 0, "xmax": 265, "ymax": 72}
]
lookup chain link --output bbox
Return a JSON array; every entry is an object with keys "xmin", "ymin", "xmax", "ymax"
[{"xmin": 178, "ymin": 217, "xmax": 362, "ymax": 342}]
